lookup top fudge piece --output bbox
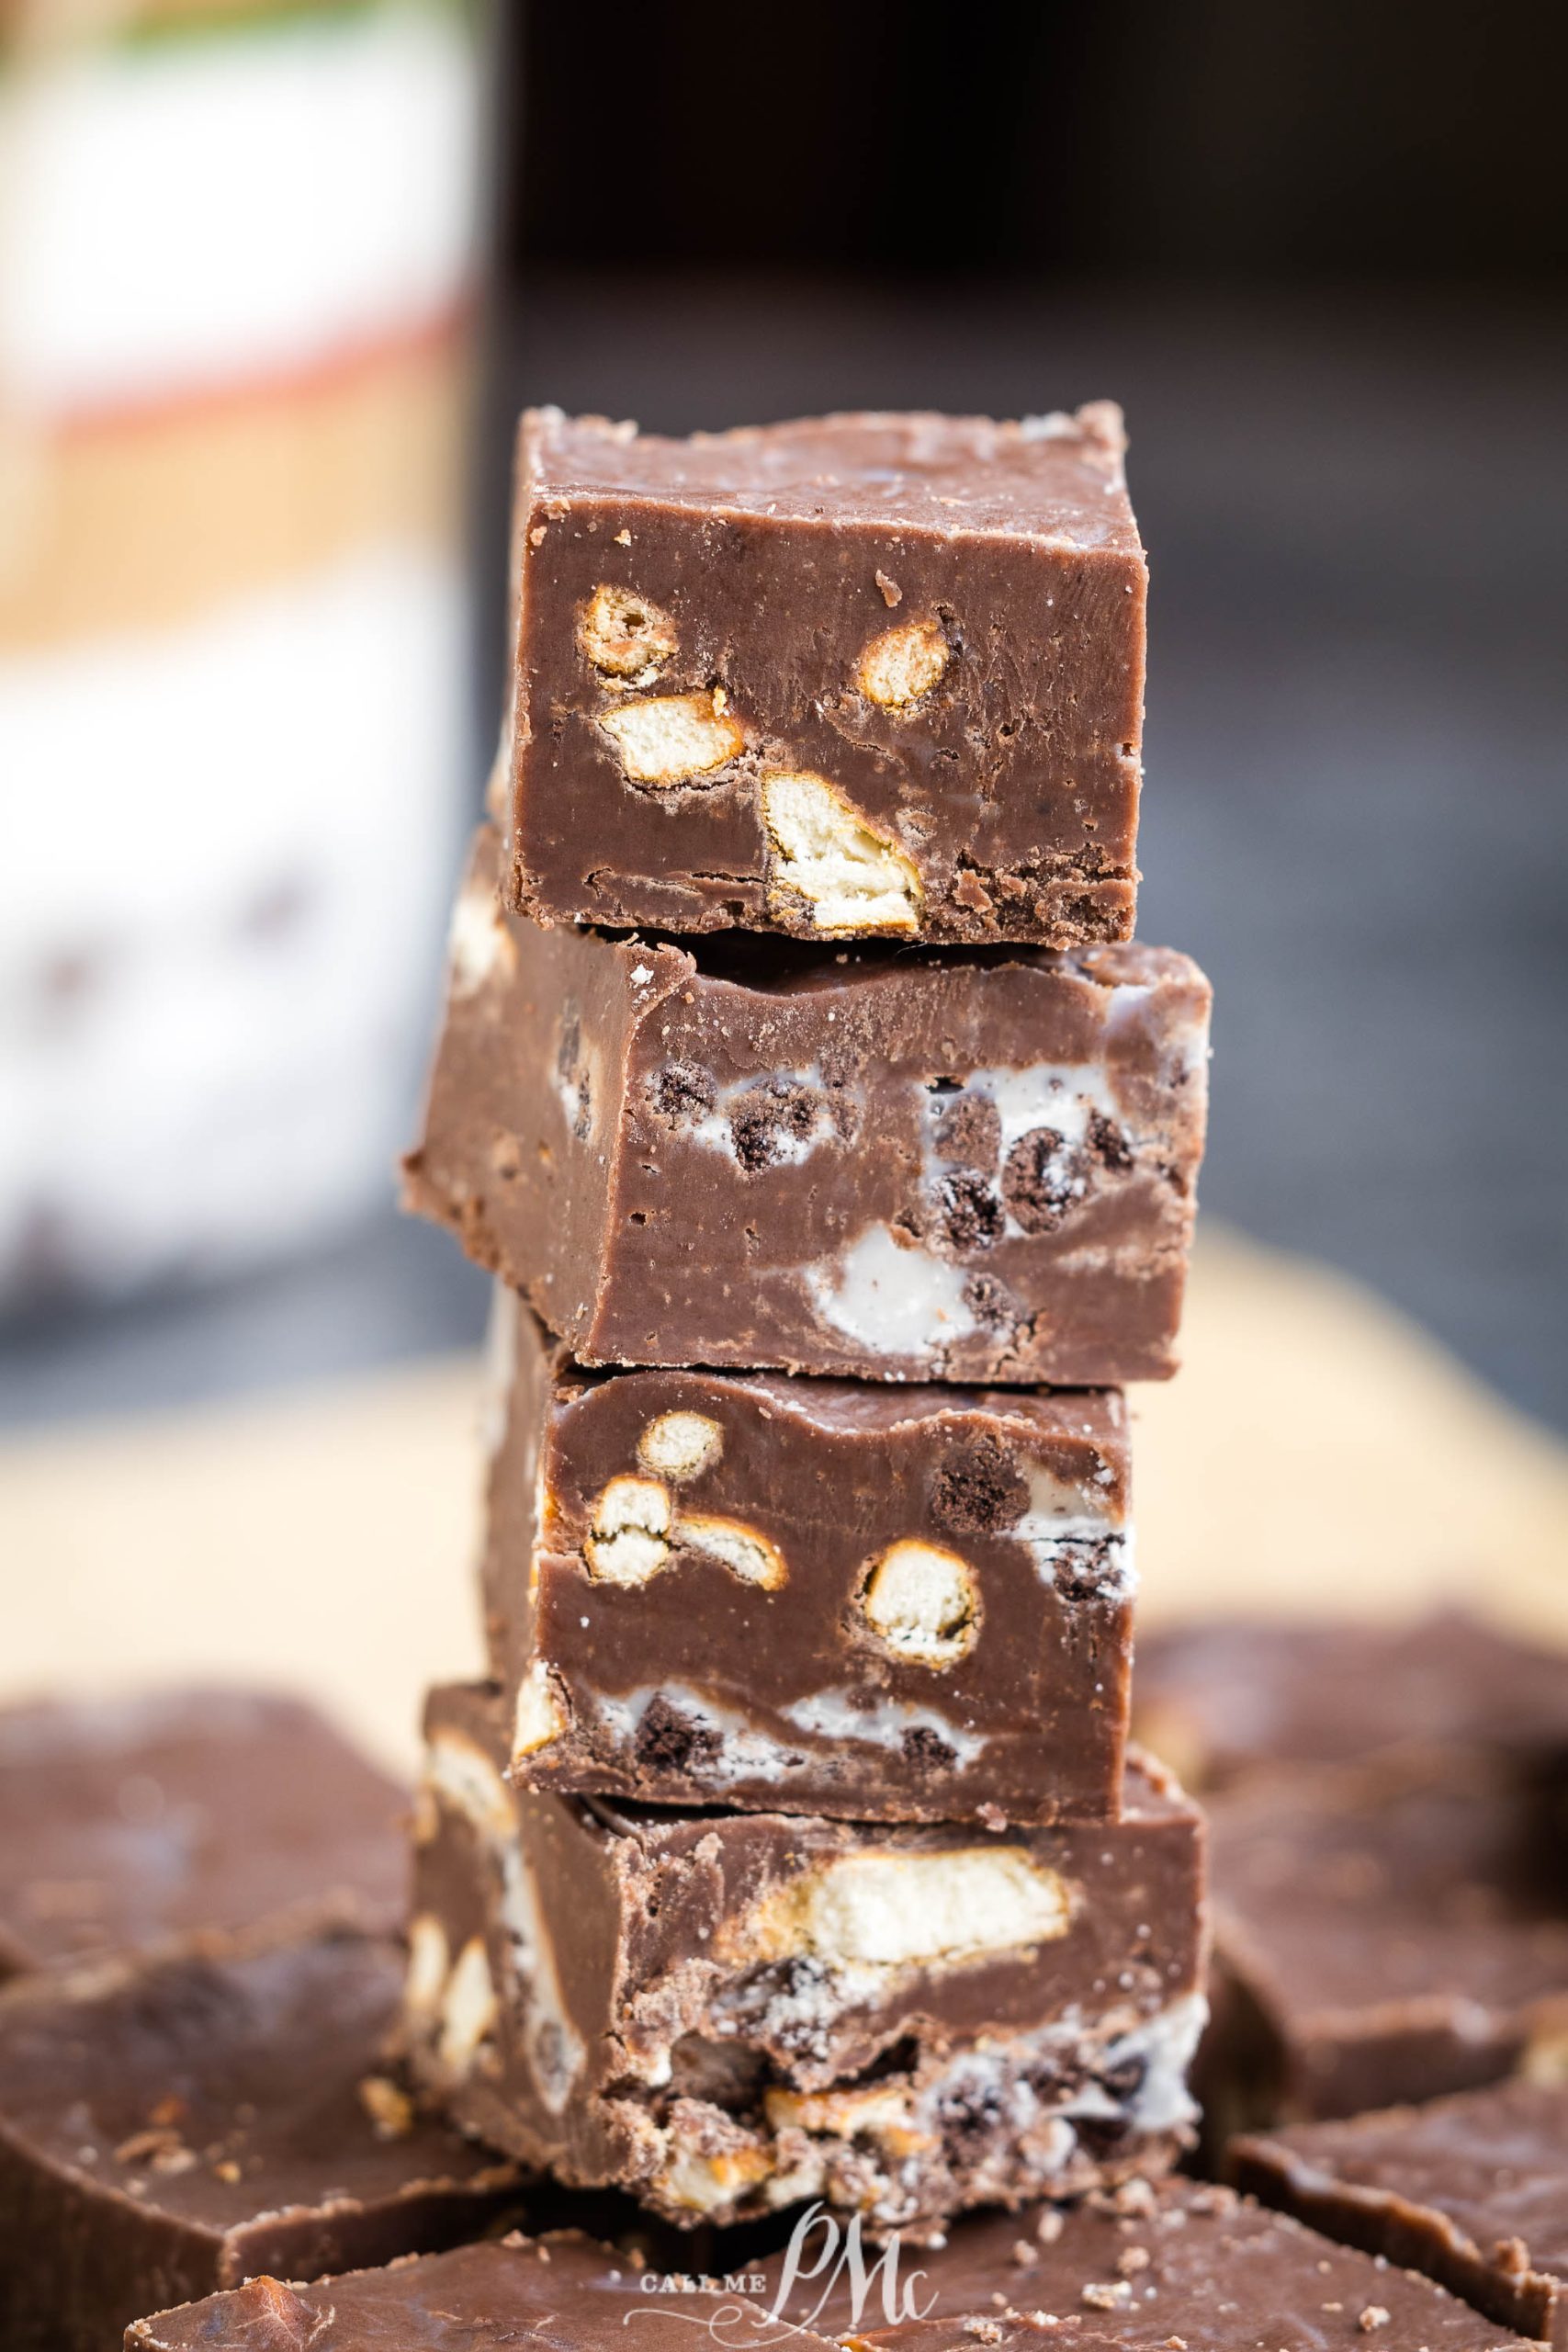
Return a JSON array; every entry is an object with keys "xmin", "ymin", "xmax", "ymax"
[
  {"xmin": 503, "ymin": 405, "xmax": 1145, "ymax": 946},
  {"xmin": 407, "ymin": 831, "xmax": 1210, "ymax": 1385},
  {"xmin": 0, "ymin": 1688, "xmax": 406, "ymax": 1978},
  {"xmin": 1233, "ymin": 2077, "xmax": 1568, "ymax": 2348},
  {"xmin": 1134, "ymin": 1611, "xmax": 1568, "ymax": 1793}
]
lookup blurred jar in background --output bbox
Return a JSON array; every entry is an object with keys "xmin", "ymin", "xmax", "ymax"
[{"xmin": 0, "ymin": 0, "xmax": 479, "ymax": 1306}]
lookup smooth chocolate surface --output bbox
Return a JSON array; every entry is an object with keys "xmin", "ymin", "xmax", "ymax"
[
  {"xmin": 0, "ymin": 1688, "xmax": 406, "ymax": 1978},
  {"xmin": 1135, "ymin": 1611, "xmax": 1568, "ymax": 1793},
  {"xmin": 0, "ymin": 1929, "xmax": 523, "ymax": 2352},
  {"xmin": 406, "ymin": 831, "xmax": 1209, "ymax": 1385},
  {"xmin": 1198, "ymin": 1762, "xmax": 1568, "ymax": 2136},
  {"xmin": 129, "ymin": 2229, "xmax": 828, "ymax": 2352},
  {"xmin": 765, "ymin": 2178, "xmax": 1533, "ymax": 2348},
  {"xmin": 1233, "ymin": 2078, "xmax": 1568, "ymax": 2347},
  {"xmin": 482, "ymin": 1294, "xmax": 1132, "ymax": 1824},
  {"xmin": 402, "ymin": 1683, "xmax": 1205, "ymax": 2234},
  {"xmin": 506, "ymin": 406, "xmax": 1145, "ymax": 948}
]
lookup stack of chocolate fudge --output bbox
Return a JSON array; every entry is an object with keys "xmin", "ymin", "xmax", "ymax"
[{"xmin": 396, "ymin": 405, "xmax": 1214, "ymax": 2236}]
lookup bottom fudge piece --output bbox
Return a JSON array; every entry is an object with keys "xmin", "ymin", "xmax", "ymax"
[
  {"xmin": 403, "ymin": 1682, "xmax": 1205, "ymax": 2234},
  {"xmin": 1198, "ymin": 1764, "xmax": 1568, "ymax": 2135},
  {"xmin": 0, "ymin": 1928, "xmax": 524, "ymax": 2352},
  {"xmin": 1233, "ymin": 2078, "xmax": 1568, "ymax": 2348},
  {"xmin": 0, "ymin": 1687, "xmax": 406, "ymax": 1976},
  {"xmin": 1134, "ymin": 1611, "xmax": 1568, "ymax": 1793},
  {"xmin": 130, "ymin": 2231, "xmax": 826, "ymax": 2351},
  {"xmin": 763, "ymin": 2178, "xmax": 1529, "ymax": 2349}
]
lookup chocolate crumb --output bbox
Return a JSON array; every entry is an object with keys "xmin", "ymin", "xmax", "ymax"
[
  {"xmin": 650, "ymin": 1060, "xmax": 716, "ymax": 1123},
  {"xmin": 941, "ymin": 1169, "xmax": 1004, "ymax": 1249},
  {"xmin": 1002, "ymin": 1127, "xmax": 1086, "ymax": 1233},
  {"xmin": 902, "ymin": 1725, "xmax": 957, "ymax": 1773},
  {"xmin": 636, "ymin": 1696, "xmax": 721, "ymax": 1773},
  {"xmin": 930, "ymin": 1434, "xmax": 1027, "ymax": 1534},
  {"xmin": 729, "ymin": 1080, "xmax": 824, "ymax": 1172}
]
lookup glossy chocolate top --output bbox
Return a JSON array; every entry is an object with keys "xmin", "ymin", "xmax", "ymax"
[
  {"xmin": 1135, "ymin": 1611, "xmax": 1568, "ymax": 1792},
  {"xmin": 1206, "ymin": 1764, "xmax": 1568, "ymax": 2022},
  {"xmin": 1235, "ymin": 2077, "xmax": 1568, "ymax": 2298},
  {"xmin": 773, "ymin": 2180, "xmax": 1530, "ymax": 2347},
  {"xmin": 0, "ymin": 1689, "xmax": 405, "ymax": 1975},
  {"xmin": 130, "ymin": 2230, "xmax": 826, "ymax": 2351},
  {"xmin": 0, "ymin": 1931, "xmax": 517, "ymax": 2238},
  {"xmin": 524, "ymin": 405, "xmax": 1140, "ymax": 549}
]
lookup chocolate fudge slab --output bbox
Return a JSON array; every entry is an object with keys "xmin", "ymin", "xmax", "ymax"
[
  {"xmin": 402, "ymin": 1683, "xmax": 1206, "ymax": 2235},
  {"xmin": 1198, "ymin": 1764, "xmax": 1568, "ymax": 2137},
  {"xmin": 0, "ymin": 1929, "xmax": 524, "ymax": 2352},
  {"xmin": 1134, "ymin": 1611, "xmax": 1568, "ymax": 1794},
  {"xmin": 130, "ymin": 2230, "xmax": 833, "ymax": 2352},
  {"xmin": 405, "ymin": 831, "xmax": 1210, "ymax": 1385},
  {"xmin": 1233, "ymin": 2079, "xmax": 1568, "ymax": 2347},
  {"xmin": 0, "ymin": 1689, "xmax": 405, "ymax": 1978},
  {"xmin": 506, "ymin": 405, "xmax": 1145, "ymax": 949},
  {"xmin": 482, "ymin": 1293, "xmax": 1132, "ymax": 1825},
  {"xmin": 765, "ymin": 2179, "xmax": 1534, "ymax": 2349}
]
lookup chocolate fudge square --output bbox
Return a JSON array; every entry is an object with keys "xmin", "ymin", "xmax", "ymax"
[
  {"xmin": 0, "ymin": 1929, "xmax": 524, "ymax": 2352},
  {"xmin": 482, "ymin": 1293, "xmax": 1133, "ymax": 1825},
  {"xmin": 1135, "ymin": 1611, "xmax": 1568, "ymax": 1794},
  {"xmin": 405, "ymin": 830, "xmax": 1210, "ymax": 1385},
  {"xmin": 765, "ymin": 2178, "xmax": 1535, "ymax": 2349},
  {"xmin": 130, "ymin": 2231, "xmax": 833, "ymax": 2352},
  {"xmin": 1198, "ymin": 1764, "xmax": 1568, "ymax": 2136},
  {"xmin": 0, "ymin": 1689, "xmax": 405, "ymax": 1978},
  {"xmin": 1234, "ymin": 2077, "xmax": 1568, "ymax": 2348},
  {"xmin": 402, "ymin": 1683, "xmax": 1205, "ymax": 2236},
  {"xmin": 504, "ymin": 405, "xmax": 1145, "ymax": 948}
]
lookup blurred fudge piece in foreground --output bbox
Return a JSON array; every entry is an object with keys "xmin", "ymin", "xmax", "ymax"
[
  {"xmin": 1198, "ymin": 1763, "xmax": 1568, "ymax": 2135},
  {"xmin": 763, "ymin": 2177, "xmax": 1530, "ymax": 2350},
  {"xmin": 129, "ymin": 2231, "xmax": 830, "ymax": 2352},
  {"xmin": 0, "ymin": 1689, "xmax": 405, "ymax": 1978},
  {"xmin": 0, "ymin": 1928, "xmax": 524, "ymax": 2352},
  {"xmin": 400, "ymin": 1682, "xmax": 1205, "ymax": 2236},
  {"xmin": 481, "ymin": 1292, "xmax": 1134, "ymax": 1825},
  {"xmin": 1134, "ymin": 1611, "xmax": 1568, "ymax": 1793},
  {"xmin": 505, "ymin": 405, "xmax": 1145, "ymax": 948},
  {"xmin": 128, "ymin": 2188, "xmax": 1533, "ymax": 2350},
  {"xmin": 1233, "ymin": 2076, "xmax": 1568, "ymax": 2349},
  {"xmin": 406, "ymin": 830, "xmax": 1210, "ymax": 1386}
]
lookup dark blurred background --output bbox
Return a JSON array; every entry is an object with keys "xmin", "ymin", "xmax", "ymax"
[{"xmin": 6, "ymin": 0, "xmax": 1565, "ymax": 1428}]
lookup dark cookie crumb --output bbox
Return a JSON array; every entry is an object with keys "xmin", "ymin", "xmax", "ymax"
[
  {"xmin": 963, "ymin": 1272, "xmax": 1021, "ymax": 1331},
  {"xmin": 901, "ymin": 1725, "xmax": 958, "ymax": 1773},
  {"xmin": 636, "ymin": 1694, "xmax": 721, "ymax": 1774},
  {"xmin": 649, "ymin": 1059, "xmax": 717, "ymax": 1123},
  {"xmin": 931, "ymin": 1433, "xmax": 1028, "ymax": 1534},
  {"xmin": 1002, "ymin": 1126, "xmax": 1087, "ymax": 1232},
  {"xmin": 729, "ymin": 1079, "xmax": 824, "ymax": 1172},
  {"xmin": 941, "ymin": 1169, "xmax": 1004, "ymax": 1250},
  {"xmin": 1087, "ymin": 1111, "xmax": 1133, "ymax": 1172}
]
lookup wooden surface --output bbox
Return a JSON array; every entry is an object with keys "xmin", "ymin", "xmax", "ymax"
[{"xmin": 4, "ymin": 1224, "xmax": 1565, "ymax": 1772}]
